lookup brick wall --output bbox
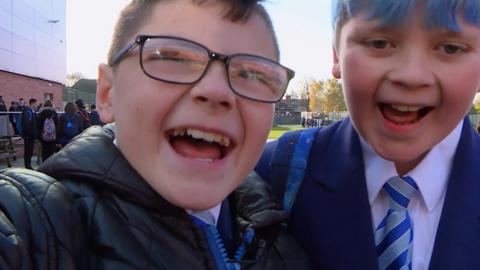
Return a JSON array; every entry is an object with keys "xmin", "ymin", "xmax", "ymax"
[{"xmin": 0, "ymin": 70, "xmax": 64, "ymax": 110}]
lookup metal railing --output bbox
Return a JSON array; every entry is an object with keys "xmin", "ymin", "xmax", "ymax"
[{"xmin": 0, "ymin": 112, "xmax": 19, "ymax": 137}]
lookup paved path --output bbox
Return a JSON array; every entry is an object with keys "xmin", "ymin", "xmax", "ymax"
[{"xmin": 0, "ymin": 156, "xmax": 40, "ymax": 170}]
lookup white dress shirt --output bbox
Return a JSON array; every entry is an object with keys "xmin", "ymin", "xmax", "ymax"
[
  {"xmin": 188, "ymin": 204, "xmax": 221, "ymax": 226},
  {"xmin": 361, "ymin": 121, "xmax": 463, "ymax": 270}
]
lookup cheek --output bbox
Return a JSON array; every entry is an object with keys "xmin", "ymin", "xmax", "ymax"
[
  {"xmin": 251, "ymin": 105, "xmax": 274, "ymax": 132},
  {"xmin": 236, "ymin": 105, "xmax": 273, "ymax": 180},
  {"xmin": 343, "ymin": 55, "xmax": 376, "ymax": 89},
  {"xmin": 342, "ymin": 54, "xmax": 380, "ymax": 109},
  {"xmin": 441, "ymin": 70, "xmax": 480, "ymax": 112},
  {"xmin": 441, "ymin": 60, "xmax": 480, "ymax": 103},
  {"xmin": 112, "ymin": 85, "xmax": 166, "ymax": 147},
  {"xmin": 242, "ymin": 103, "xmax": 273, "ymax": 147}
]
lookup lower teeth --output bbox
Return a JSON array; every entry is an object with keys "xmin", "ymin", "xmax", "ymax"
[{"xmin": 196, "ymin": 158, "xmax": 215, "ymax": 162}]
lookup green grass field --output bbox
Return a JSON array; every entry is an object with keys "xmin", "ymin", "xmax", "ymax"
[{"xmin": 268, "ymin": 125, "xmax": 303, "ymax": 140}]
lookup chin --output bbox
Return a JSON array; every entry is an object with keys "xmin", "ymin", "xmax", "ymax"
[
  {"xmin": 170, "ymin": 188, "xmax": 227, "ymax": 211},
  {"xmin": 178, "ymin": 198, "xmax": 221, "ymax": 211},
  {"xmin": 379, "ymin": 147, "xmax": 426, "ymax": 170}
]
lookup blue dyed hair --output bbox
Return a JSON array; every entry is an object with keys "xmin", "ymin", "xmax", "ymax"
[{"xmin": 332, "ymin": 0, "xmax": 480, "ymax": 35}]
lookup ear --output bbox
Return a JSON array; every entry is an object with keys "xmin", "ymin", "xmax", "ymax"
[
  {"xmin": 332, "ymin": 46, "xmax": 341, "ymax": 79},
  {"xmin": 96, "ymin": 64, "xmax": 115, "ymax": 123}
]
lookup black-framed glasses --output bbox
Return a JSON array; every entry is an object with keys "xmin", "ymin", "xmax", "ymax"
[{"xmin": 110, "ymin": 35, "xmax": 295, "ymax": 103}]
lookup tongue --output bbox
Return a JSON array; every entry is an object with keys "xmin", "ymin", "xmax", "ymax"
[
  {"xmin": 172, "ymin": 137, "xmax": 222, "ymax": 160},
  {"xmin": 382, "ymin": 106, "xmax": 419, "ymax": 124}
]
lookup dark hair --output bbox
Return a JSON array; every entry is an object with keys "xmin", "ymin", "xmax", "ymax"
[
  {"xmin": 44, "ymin": 100, "xmax": 53, "ymax": 107},
  {"xmin": 90, "ymin": 104, "xmax": 96, "ymax": 110},
  {"xmin": 29, "ymin": 98, "xmax": 37, "ymax": 105},
  {"xmin": 64, "ymin": 102, "xmax": 79, "ymax": 114},
  {"xmin": 108, "ymin": 0, "xmax": 279, "ymax": 65},
  {"xmin": 75, "ymin": 99, "xmax": 85, "ymax": 109}
]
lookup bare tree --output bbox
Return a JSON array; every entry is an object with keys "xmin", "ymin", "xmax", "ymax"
[{"xmin": 66, "ymin": 72, "xmax": 85, "ymax": 87}]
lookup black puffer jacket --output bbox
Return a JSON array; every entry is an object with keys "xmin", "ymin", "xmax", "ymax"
[
  {"xmin": 0, "ymin": 169, "xmax": 82, "ymax": 269},
  {"xmin": 0, "ymin": 125, "xmax": 309, "ymax": 269}
]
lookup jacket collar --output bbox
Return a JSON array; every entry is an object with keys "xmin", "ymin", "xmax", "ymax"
[
  {"xmin": 443, "ymin": 118, "xmax": 480, "ymax": 217},
  {"xmin": 38, "ymin": 124, "xmax": 186, "ymax": 217},
  {"xmin": 309, "ymin": 118, "xmax": 365, "ymax": 190}
]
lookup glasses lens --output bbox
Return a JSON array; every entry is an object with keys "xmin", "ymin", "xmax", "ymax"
[
  {"xmin": 141, "ymin": 37, "xmax": 209, "ymax": 83},
  {"xmin": 228, "ymin": 55, "xmax": 289, "ymax": 102}
]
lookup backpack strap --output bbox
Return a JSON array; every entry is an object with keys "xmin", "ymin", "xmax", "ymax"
[{"xmin": 269, "ymin": 127, "xmax": 319, "ymax": 214}]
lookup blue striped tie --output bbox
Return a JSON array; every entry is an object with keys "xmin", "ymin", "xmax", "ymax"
[{"xmin": 375, "ymin": 176, "xmax": 418, "ymax": 270}]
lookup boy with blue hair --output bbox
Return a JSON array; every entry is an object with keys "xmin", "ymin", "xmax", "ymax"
[{"xmin": 255, "ymin": 0, "xmax": 480, "ymax": 269}]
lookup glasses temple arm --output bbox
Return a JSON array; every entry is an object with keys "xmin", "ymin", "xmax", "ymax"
[{"xmin": 110, "ymin": 39, "xmax": 140, "ymax": 66}]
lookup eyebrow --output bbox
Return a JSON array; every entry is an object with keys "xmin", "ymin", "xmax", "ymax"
[
  {"xmin": 350, "ymin": 18, "xmax": 401, "ymax": 36},
  {"xmin": 430, "ymin": 24, "xmax": 480, "ymax": 42}
]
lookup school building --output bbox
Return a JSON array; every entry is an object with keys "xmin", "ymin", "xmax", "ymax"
[
  {"xmin": 0, "ymin": 0, "xmax": 66, "ymax": 109},
  {"xmin": 274, "ymin": 95, "xmax": 309, "ymax": 125}
]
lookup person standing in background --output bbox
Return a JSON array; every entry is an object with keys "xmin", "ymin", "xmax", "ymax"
[
  {"xmin": 75, "ymin": 99, "xmax": 91, "ymax": 129},
  {"xmin": 0, "ymin": 96, "xmax": 7, "ymax": 114},
  {"xmin": 89, "ymin": 104, "xmax": 104, "ymax": 126},
  {"xmin": 8, "ymin": 102, "xmax": 18, "ymax": 135},
  {"xmin": 0, "ymin": 96, "xmax": 7, "ymax": 136},
  {"xmin": 57, "ymin": 102, "xmax": 84, "ymax": 147},
  {"xmin": 22, "ymin": 98, "xmax": 37, "ymax": 169},
  {"xmin": 37, "ymin": 100, "xmax": 58, "ymax": 162}
]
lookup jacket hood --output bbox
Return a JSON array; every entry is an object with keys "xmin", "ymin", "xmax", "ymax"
[
  {"xmin": 38, "ymin": 124, "xmax": 185, "ymax": 216},
  {"xmin": 232, "ymin": 172, "xmax": 288, "ymax": 229}
]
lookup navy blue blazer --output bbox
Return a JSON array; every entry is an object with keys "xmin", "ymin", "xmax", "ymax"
[{"xmin": 255, "ymin": 117, "xmax": 480, "ymax": 270}]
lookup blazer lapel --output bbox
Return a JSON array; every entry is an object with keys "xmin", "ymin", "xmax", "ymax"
[
  {"xmin": 293, "ymin": 119, "xmax": 378, "ymax": 269},
  {"xmin": 429, "ymin": 118, "xmax": 480, "ymax": 270}
]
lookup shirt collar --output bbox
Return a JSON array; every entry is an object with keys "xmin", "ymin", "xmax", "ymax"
[
  {"xmin": 362, "ymin": 120, "xmax": 463, "ymax": 213},
  {"xmin": 187, "ymin": 204, "xmax": 222, "ymax": 226}
]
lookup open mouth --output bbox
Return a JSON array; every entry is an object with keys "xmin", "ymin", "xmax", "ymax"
[
  {"xmin": 380, "ymin": 103, "xmax": 433, "ymax": 125},
  {"xmin": 167, "ymin": 128, "xmax": 235, "ymax": 162}
]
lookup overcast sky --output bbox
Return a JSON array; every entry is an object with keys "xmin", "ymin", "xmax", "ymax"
[{"xmin": 66, "ymin": 0, "xmax": 334, "ymax": 93}]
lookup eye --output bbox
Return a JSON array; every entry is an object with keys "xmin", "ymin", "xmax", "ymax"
[
  {"xmin": 437, "ymin": 43, "xmax": 468, "ymax": 55},
  {"xmin": 364, "ymin": 39, "xmax": 393, "ymax": 49},
  {"xmin": 238, "ymin": 70, "xmax": 266, "ymax": 81},
  {"xmin": 150, "ymin": 49, "xmax": 186, "ymax": 61}
]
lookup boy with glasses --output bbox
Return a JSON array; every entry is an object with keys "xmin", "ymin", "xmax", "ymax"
[
  {"xmin": 0, "ymin": 0, "xmax": 308, "ymax": 269},
  {"xmin": 255, "ymin": 0, "xmax": 480, "ymax": 269}
]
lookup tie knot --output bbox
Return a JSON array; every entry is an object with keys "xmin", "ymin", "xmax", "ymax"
[{"xmin": 383, "ymin": 176, "xmax": 418, "ymax": 211}]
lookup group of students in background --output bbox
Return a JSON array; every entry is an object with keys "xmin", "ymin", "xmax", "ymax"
[{"xmin": 1, "ymin": 96, "xmax": 104, "ymax": 169}]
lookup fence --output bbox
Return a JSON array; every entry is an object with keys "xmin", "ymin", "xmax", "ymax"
[
  {"xmin": 0, "ymin": 111, "xmax": 72, "ymax": 137},
  {"xmin": 321, "ymin": 112, "xmax": 479, "ymax": 129},
  {"xmin": 2, "ymin": 111, "xmax": 480, "ymax": 137},
  {"xmin": 0, "ymin": 112, "xmax": 19, "ymax": 137}
]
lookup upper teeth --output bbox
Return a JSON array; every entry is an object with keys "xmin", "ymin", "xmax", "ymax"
[
  {"xmin": 173, "ymin": 128, "xmax": 231, "ymax": 147},
  {"xmin": 391, "ymin": 105, "xmax": 422, "ymax": 112}
]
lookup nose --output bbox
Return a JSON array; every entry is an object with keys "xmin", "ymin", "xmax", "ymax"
[
  {"xmin": 387, "ymin": 50, "xmax": 436, "ymax": 90},
  {"xmin": 189, "ymin": 61, "xmax": 235, "ymax": 111}
]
